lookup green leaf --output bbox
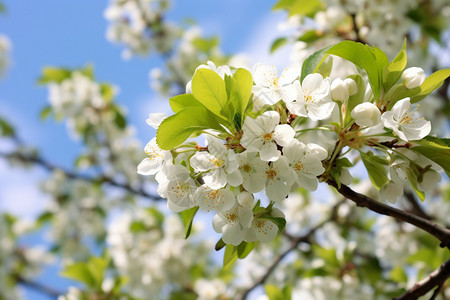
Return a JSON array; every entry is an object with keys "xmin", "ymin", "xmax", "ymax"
[
  {"xmin": 39, "ymin": 106, "xmax": 52, "ymax": 120},
  {"xmin": 265, "ymin": 285, "xmax": 284, "ymax": 300},
  {"xmin": 410, "ymin": 69, "xmax": 450, "ymax": 103},
  {"xmin": 413, "ymin": 137, "xmax": 450, "ymax": 177},
  {"xmin": 60, "ymin": 257, "xmax": 108, "ymax": 289},
  {"xmin": 192, "ymin": 36, "xmax": 219, "ymax": 53},
  {"xmin": 270, "ymin": 37, "xmax": 288, "ymax": 54},
  {"xmin": 86, "ymin": 257, "xmax": 108, "ymax": 288},
  {"xmin": 360, "ymin": 151, "xmax": 389, "ymax": 189},
  {"xmin": 156, "ymin": 107, "xmax": 222, "ymax": 150},
  {"xmin": 223, "ymin": 244, "xmax": 238, "ymax": 269},
  {"xmin": 233, "ymin": 68, "xmax": 253, "ymax": 118},
  {"xmin": 0, "ymin": 117, "xmax": 15, "ymax": 137},
  {"xmin": 215, "ymin": 238, "xmax": 226, "ymax": 251},
  {"xmin": 146, "ymin": 207, "xmax": 164, "ymax": 227},
  {"xmin": 385, "ymin": 69, "xmax": 450, "ymax": 106},
  {"xmin": 382, "ymin": 40, "xmax": 407, "ymax": 91},
  {"xmin": 326, "ymin": 41, "xmax": 385, "ymax": 100},
  {"xmin": 191, "ymin": 68, "xmax": 228, "ymax": 118},
  {"xmin": 169, "ymin": 94, "xmax": 204, "ymax": 113},
  {"xmin": 38, "ymin": 67, "xmax": 71, "ymax": 84},
  {"xmin": 273, "ymin": 0, "xmax": 295, "ymax": 10},
  {"xmin": 298, "ymin": 30, "xmax": 323, "ymax": 43},
  {"xmin": 129, "ymin": 221, "xmax": 147, "ymax": 233},
  {"xmin": 180, "ymin": 206, "xmax": 199, "ymax": 239},
  {"xmin": 390, "ymin": 266, "xmax": 408, "ymax": 283},
  {"xmin": 60, "ymin": 263, "xmax": 97, "ymax": 288},
  {"xmin": 100, "ymin": 84, "xmax": 115, "ymax": 102},
  {"xmin": 112, "ymin": 106, "xmax": 126, "ymax": 129},
  {"xmin": 289, "ymin": 0, "xmax": 322, "ymax": 16},
  {"xmin": 300, "ymin": 45, "xmax": 332, "ymax": 82},
  {"xmin": 237, "ymin": 241, "xmax": 258, "ymax": 259}
]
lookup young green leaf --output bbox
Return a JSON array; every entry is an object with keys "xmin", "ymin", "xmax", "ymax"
[
  {"xmin": 237, "ymin": 241, "xmax": 258, "ymax": 259},
  {"xmin": 38, "ymin": 67, "xmax": 71, "ymax": 84},
  {"xmin": 412, "ymin": 137, "xmax": 450, "ymax": 177},
  {"xmin": 169, "ymin": 94, "xmax": 204, "ymax": 113},
  {"xmin": 156, "ymin": 107, "xmax": 222, "ymax": 150},
  {"xmin": 326, "ymin": 41, "xmax": 385, "ymax": 100},
  {"xmin": 191, "ymin": 68, "xmax": 228, "ymax": 118},
  {"xmin": 300, "ymin": 45, "xmax": 332, "ymax": 82},
  {"xmin": 215, "ymin": 238, "xmax": 226, "ymax": 251},
  {"xmin": 180, "ymin": 206, "xmax": 199, "ymax": 239},
  {"xmin": 382, "ymin": 40, "xmax": 407, "ymax": 91},
  {"xmin": 360, "ymin": 151, "xmax": 389, "ymax": 189},
  {"xmin": 265, "ymin": 285, "xmax": 285, "ymax": 300},
  {"xmin": 270, "ymin": 37, "xmax": 288, "ymax": 53},
  {"xmin": 60, "ymin": 262, "xmax": 96, "ymax": 288},
  {"xmin": 223, "ymin": 244, "xmax": 238, "ymax": 269}
]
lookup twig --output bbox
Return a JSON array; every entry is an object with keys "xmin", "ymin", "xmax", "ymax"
[
  {"xmin": 14, "ymin": 274, "xmax": 62, "ymax": 299},
  {"xmin": 393, "ymin": 258, "xmax": 450, "ymax": 300},
  {"xmin": 237, "ymin": 201, "xmax": 343, "ymax": 300},
  {"xmin": 327, "ymin": 180, "xmax": 450, "ymax": 249},
  {"xmin": 1, "ymin": 151, "xmax": 163, "ymax": 201}
]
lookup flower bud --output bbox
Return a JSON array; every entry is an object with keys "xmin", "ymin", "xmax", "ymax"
[
  {"xmin": 351, "ymin": 102, "xmax": 381, "ymax": 127},
  {"xmin": 330, "ymin": 78, "xmax": 349, "ymax": 102},
  {"xmin": 344, "ymin": 78, "xmax": 357, "ymax": 95},
  {"xmin": 339, "ymin": 168, "xmax": 353, "ymax": 185},
  {"xmin": 401, "ymin": 67, "xmax": 425, "ymax": 89}
]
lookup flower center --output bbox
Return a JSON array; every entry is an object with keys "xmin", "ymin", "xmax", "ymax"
[
  {"xmin": 263, "ymin": 132, "xmax": 273, "ymax": 142},
  {"xmin": 294, "ymin": 162, "xmax": 304, "ymax": 172},
  {"xmin": 304, "ymin": 94, "xmax": 313, "ymax": 103},
  {"xmin": 207, "ymin": 190, "xmax": 220, "ymax": 200},
  {"xmin": 212, "ymin": 158, "xmax": 224, "ymax": 168},
  {"xmin": 226, "ymin": 213, "xmax": 238, "ymax": 222},
  {"xmin": 266, "ymin": 169, "xmax": 277, "ymax": 179},
  {"xmin": 399, "ymin": 105, "xmax": 423, "ymax": 125},
  {"xmin": 242, "ymin": 164, "xmax": 252, "ymax": 174}
]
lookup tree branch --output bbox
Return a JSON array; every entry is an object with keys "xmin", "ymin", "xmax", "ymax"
[
  {"xmin": 237, "ymin": 201, "xmax": 342, "ymax": 300},
  {"xmin": 14, "ymin": 274, "xmax": 62, "ymax": 299},
  {"xmin": 327, "ymin": 180, "xmax": 450, "ymax": 249},
  {"xmin": 393, "ymin": 258, "xmax": 450, "ymax": 300},
  {"xmin": 1, "ymin": 151, "xmax": 163, "ymax": 201}
]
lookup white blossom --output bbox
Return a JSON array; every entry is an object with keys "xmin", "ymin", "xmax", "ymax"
[
  {"xmin": 190, "ymin": 136, "xmax": 242, "ymax": 189},
  {"xmin": 283, "ymin": 140, "xmax": 326, "ymax": 191},
  {"xmin": 212, "ymin": 204, "xmax": 253, "ymax": 245},
  {"xmin": 286, "ymin": 74, "xmax": 334, "ymax": 121},
  {"xmin": 241, "ymin": 111, "xmax": 295, "ymax": 162},
  {"xmin": 382, "ymin": 98, "xmax": 431, "ymax": 141},
  {"xmin": 158, "ymin": 165, "xmax": 197, "ymax": 212},
  {"xmin": 236, "ymin": 151, "xmax": 268, "ymax": 193},
  {"xmin": 194, "ymin": 185, "xmax": 235, "ymax": 212},
  {"xmin": 137, "ymin": 137, "xmax": 173, "ymax": 176}
]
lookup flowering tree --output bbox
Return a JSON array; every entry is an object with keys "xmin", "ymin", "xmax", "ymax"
[{"xmin": 1, "ymin": 1, "xmax": 450, "ymax": 300}]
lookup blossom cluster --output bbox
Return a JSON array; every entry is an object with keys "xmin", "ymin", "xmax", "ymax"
[
  {"xmin": 104, "ymin": 0, "xmax": 176, "ymax": 59},
  {"xmin": 138, "ymin": 54, "xmax": 442, "ymax": 247}
]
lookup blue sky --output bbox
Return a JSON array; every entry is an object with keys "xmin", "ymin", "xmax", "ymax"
[{"xmin": 0, "ymin": 1, "xmax": 290, "ymax": 298}]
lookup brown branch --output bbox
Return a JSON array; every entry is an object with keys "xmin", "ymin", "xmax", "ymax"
[
  {"xmin": 393, "ymin": 258, "xmax": 450, "ymax": 300},
  {"xmin": 1, "ymin": 151, "xmax": 163, "ymax": 201},
  {"xmin": 14, "ymin": 274, "xmax": 62, "ymax": 299},
  {"xmin": 327, "ymin": 180, "xmax": 450, "ymax": 249},
  {"xmin": 237, "ymin": 201, "xmax": 342, "ymax": 300}
]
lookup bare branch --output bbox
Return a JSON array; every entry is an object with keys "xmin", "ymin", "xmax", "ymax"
[
  {"xmin": 237, "ymin": 201, "xmax": 342, "ymax": 300},
  {"xmin": 327, "ymin": 180, "xmax": 450, "ymax": 249},
  {"xmin": 393, "ymin": 258, "xmax": 450, "ymax": 300},
  {"xmin": 1, "ymin": 151, "xmax": 163, "ymax": 201}
]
